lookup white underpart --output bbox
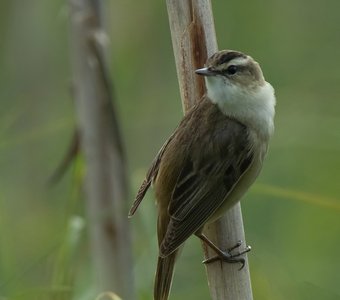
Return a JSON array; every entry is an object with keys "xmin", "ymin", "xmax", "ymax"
[{"xmin": 205, "ymin": 76, "xmax": 276, "ymax": 140}]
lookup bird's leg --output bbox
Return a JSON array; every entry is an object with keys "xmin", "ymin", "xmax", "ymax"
[{"xmin": 196, "ymin": 233, "xmax": 251, "ymax": 270}]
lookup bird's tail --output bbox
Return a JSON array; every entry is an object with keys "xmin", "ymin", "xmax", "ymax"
[{"xmin": 154, "ymin": 250, "xmax": 178, "ymax": 300}]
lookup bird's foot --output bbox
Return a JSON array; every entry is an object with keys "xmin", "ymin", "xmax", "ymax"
[{"xmin": 202, "ymin": 240, "xmax": 251, "ymax": 270}]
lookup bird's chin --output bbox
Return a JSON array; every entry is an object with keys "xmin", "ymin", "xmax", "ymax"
[{"xmin": 205, "ymin": 77, "xmax": 229, "ymax": 104}]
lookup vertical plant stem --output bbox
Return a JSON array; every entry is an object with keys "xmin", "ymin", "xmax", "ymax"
[
  {"xmin": 68, "ymin": 1, "xmax": 135, "ymax": 299},
  {"xmin": 166, "ymin": 0, "xmax": 253, "ymax": 299}
]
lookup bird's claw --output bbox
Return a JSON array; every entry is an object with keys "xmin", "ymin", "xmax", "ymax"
[{"xmin": 202, "ymin": 240, "xmax": 251, "ymax": 270}]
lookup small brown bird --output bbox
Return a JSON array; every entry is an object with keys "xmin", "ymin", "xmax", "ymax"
[{"xmin": 129, "ymin": 50, "xmax": 276, "ymax": 300}]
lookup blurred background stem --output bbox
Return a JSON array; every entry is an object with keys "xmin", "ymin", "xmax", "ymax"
[{"xmin": 68, "ymin": 0, "xmax": 134, "ymax": 299}]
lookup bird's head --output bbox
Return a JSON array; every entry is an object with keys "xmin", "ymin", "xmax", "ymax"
[
  {"xmin": 196, "ymin": 50, "xmax": 275, "ymax": 137},
  {"xmin": 196, "ymin": 50, "xmax": 265, "ymax": 92}
]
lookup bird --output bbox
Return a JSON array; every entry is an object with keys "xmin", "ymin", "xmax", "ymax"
[{"xmin": 128, "ymin": 50, "xmax": 276, "ymax": 300}]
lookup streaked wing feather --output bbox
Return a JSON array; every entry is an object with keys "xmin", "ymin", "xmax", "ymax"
[
  {"xmin": 162, "ymin": 183, "xmax": 226, "ymax": 256},
  {"xmin": 128, "ymin": 131, "xmax": 177, "ymax": 217},
  {"xmin": 169, "ymin": 159, "xmax": 225, "ymax": 220},
  {"xmin": 160, "ymin": 119, "xmax": 254, "ymax": 256}
]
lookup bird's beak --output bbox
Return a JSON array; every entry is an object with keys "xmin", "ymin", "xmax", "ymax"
[{"xmin": 195, "ymin": 67, "xmax": 216, "ymax": 76}]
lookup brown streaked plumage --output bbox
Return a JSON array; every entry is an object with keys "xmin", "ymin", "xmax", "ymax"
[
  {"xmin": 129, "ymin": 50, "xmax": 276, "ymax": 300},
  {"xmin": 156, "ymin": 100, "xmax": 253, "ymax": 257}
]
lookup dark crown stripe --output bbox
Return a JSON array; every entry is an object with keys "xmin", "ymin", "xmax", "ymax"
[{"xmin": 218, "ymin": 51, "xmax": 246, "ymax": 65}]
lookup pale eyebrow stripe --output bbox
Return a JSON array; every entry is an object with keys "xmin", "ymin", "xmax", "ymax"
[{"xmin": 227, "ymin": 57, "xmax": 249, "ymax": 66}]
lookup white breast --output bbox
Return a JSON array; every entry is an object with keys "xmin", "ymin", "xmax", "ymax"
[{"xmin": 205, "ymin": 76, "xmax": 276, "ymax": 140}]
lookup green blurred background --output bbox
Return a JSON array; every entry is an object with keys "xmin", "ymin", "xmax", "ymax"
[{"xmin": 1, "ymin": 0, "xmax": 340, "ymax": 299}]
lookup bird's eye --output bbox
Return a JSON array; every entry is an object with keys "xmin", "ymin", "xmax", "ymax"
[{"xmin": 226, "ymin": 65, "xmax": 237, "ymax": 75}]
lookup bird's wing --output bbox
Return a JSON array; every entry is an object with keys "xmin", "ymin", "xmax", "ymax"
[
  {"xmin": 160, "ymin": 118, "xmax": 254, "ymax": 257},
  {"xmin": 128, "ymin": 131, "xmax": 177, "ymax": 217}
]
